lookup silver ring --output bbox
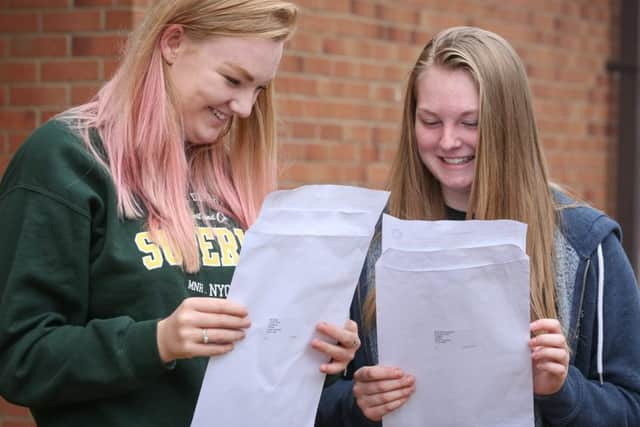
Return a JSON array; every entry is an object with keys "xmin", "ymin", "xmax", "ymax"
[{"xmin": 202, "ymin": 329, "xmax": 209, "ymax": 345}]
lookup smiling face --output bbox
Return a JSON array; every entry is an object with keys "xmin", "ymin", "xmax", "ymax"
[
  {"xmin": 163, "ymin": 31, "xmax": 284, "ymax": 145},
  {"xmin": 414, "ymin": 65, "xmax": 479, "ymax": 211}
]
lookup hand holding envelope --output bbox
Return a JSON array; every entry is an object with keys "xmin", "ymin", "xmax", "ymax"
[
  {"xmin": 376, "ymin": 214, "xmax": 535, "ymax": 427},
  {"xmin": 190, "ymin": 185, "xmax": 388, "ymax": 427}
]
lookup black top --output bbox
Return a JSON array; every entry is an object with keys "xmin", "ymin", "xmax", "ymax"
[{"xmin": 445, "ymin": 205, "xmax": 466, "ymax": 221}]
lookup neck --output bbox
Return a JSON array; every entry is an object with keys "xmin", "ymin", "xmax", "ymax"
[{"xmin": 442, "ymin": 189, "xmax": 469, "ymax": 212}]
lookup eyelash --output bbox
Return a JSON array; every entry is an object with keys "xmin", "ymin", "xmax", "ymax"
[
  {"xmin": 223, "ymin": 75, "xmax": 266, "ymax": 93},
  {"xmin": 421, "ymin": 119, "xmax": 441, "ymax": 127},
  {"xmin": 420, "ymin": 119, "xmax": 478, "ymax": 128},
  {"xmin": 224, "ymin": 75, "xmax": 241, "ymax": 86}
]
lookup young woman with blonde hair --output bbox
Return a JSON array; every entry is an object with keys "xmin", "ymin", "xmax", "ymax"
[
  {"xmin": 317, "ymin": 26, "xmax": 640, "ymax": 427},
  {"xmin": 0, "ymin": 1, "xmax": 359, "ymax": 426}
]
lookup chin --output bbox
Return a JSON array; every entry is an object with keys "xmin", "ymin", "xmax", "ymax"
[{"xmin": 188, "ymin": 131, "xmax": 223, "ymax": 146}]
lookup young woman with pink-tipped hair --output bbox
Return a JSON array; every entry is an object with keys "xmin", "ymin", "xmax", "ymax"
[{"xmin": 0, "ymin": 1, "xmax": 359, "ymax": 426}]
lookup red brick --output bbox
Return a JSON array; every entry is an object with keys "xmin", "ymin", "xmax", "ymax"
[
  {"xmin": 322, "ymin": 38, "xmax": 347, "ymax": 56},
  {"xmin": 105, "ymin": 10, "xmax": 137, "ymax": 31},
  {"xmin": 10, "ymin": 86, "xmax": 67, "ymax": 107},
  {"xmin": 306, "ymin": 143, "xmax": 329, "ymax": 161},
  {"xmin": 72, "ymin": 35, "xmax": 127, "ymax": 57},
  {"xmin": 279, "ymin": 55, "xmax": 303, "ymax": 73},
  {"xmin": 4, "ymin": 0, "xmax": 68, "ymax": 7},
  {"xmin": 296, "ymin": 14, "xmax": 335, "ymax": 35},
  {"xmin": 9, "ymin": 131, "xmax": 32, "ymax": 151},
  {"xmin": 333, "ymin": 19, "xmax": 378, "ymax": 38},
  {"xmin": 0, "ymin": 62, "xmax": 37, "ymax": 83},
  {"xmin": 116, "ymin": 0, "xmax": 151, "ymax": 6},
  {"xmin": 366, "ymin": 163, "xmax": 391, "ymax": 188},
  {"xmin": 319, "ymin": 124, "xmax": 342, "ymax": 140},
  {"xmin": 0, "ymin": 110, "xmax": 37, "ymax": 130},
  {"xmin": 74, "ymin": 0, "xmax": 113, "ymax": 6},
  {"xmin": 317, "ymin": 80, "xmax": 369, "ymax": 99},
  {"xmin": 331, "ymin": 60, "xmax": 359, "ymax": 78},
  {"xmin": 0, "ymin": 0, "xmax": 625, "ymax": 252},
  {"xmin": 288, "ymin": 31, "xmax": 321, "ymax": 53},
  {"xmin": 10, "ymin": 35, "xmax": 68, "ymax": 57},
  {"xmin": 275, "ymin": 75, "xmax": 317, "ymax": 96},
  {"xmin": 0, "ymin": 13, "xmax": 39, "ymax": 33},
  {"xmin": 71, "ymin": 84, "xmax": 100, "ymax": 104},
  {"xmin": 360, "ymin": 141, "xmax": 378, "ymax": 162},
  {"xmin": 0, "ymin": 154, "xmax": 9, "ymax": 176},
  {"xmin": 350, "ymin": 0, "xmax": 376, "ymax": 18},
  {"xmin": 377, "ymin": 4, "xmax": 420, "ymax": 26},
  {"xmin": 329, "ymin": 142, "xmax": 357, "ymax": 162},
  {"xmin": 43, "ymin": 11, "xmax": 103, "ymax": 32},
  {"xmin": 336, "ymin": 164, "xmax": 365, "ymax": 182},
  {"xmin": 344, "ymin": 125, "xmax": 372, "ymax": 144},
  {"xmin": 290, "ymin": 122, "xmax": 316, "ymax": 139},
  {"xmin": 280, "ymin": 161, "xmax": 314, "ymax": 183},
  {"xmin": 387, "ymin": 27, "xmax": 413, "ymax": 44},
  {"xmin": 102, "ymin": 58, "xmax": 121, "ymax": 79},
  {"xmin": 41, "ymin": 60, "xmax": 100, "ymax": 82},
  {"xmin": 301, "ymin": 56, "xmax": 332, "ymax": 75},
  {"xmin": 41, "ymin": 109, "xmax": 62, "ymax": 122}
]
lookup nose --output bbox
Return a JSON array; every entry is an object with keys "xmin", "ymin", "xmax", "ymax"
[
  {"xmin": 229, "ymin": 90, "xmax": 255, "ymax": 119},
  {"xmin": 440, "ymin": 124, "xmax": 461, "ymax": 150}
]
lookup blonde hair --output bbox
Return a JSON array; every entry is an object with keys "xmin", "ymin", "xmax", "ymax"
[
  {"xmin": 364, "ymin": 26, "xmax": 558, "ymax": 327},
  {"xmin": 59, "ymin": 0, "xmax": 297, "ymax": 272}
]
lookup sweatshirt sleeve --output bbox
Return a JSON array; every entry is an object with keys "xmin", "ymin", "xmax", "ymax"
[
  {"xmin": 535, "ymin": 232, "xmax": 640, "ymax": 426},
  {"xmin": 0, "ymin": 181, "xmax": 168, "ymax": 407}
]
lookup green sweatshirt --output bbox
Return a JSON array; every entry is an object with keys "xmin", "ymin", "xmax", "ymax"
[{"xmin": 0, "ymin": 120, "xmax": 244, "ymax": 426}]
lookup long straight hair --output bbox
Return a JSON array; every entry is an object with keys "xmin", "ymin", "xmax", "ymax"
[
  {"xmin": 58, "ymin": 0, "xmax": 297, "ymax": 272},
  {"xmin": 364, "ymin": 27, "xmax": 558, "ymax": 327}
]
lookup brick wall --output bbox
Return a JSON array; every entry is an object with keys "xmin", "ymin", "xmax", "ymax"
[
  {"xmin": 276, "ymin": 0, "xmax": 619, "ymax": 212},
  {"xmin": 0, "ymin": 0, "xmax": 621, "ymax": 425}
]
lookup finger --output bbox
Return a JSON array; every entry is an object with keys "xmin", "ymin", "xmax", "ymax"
[
  {"xmin": 530, "ymin": 318, "xmax": 562, "ymax": 335},
  {"xmin": 360, "ymin": 394, "xmax": 412, "ymax": 422},
  {"xmin": 321, "ymin": 360, "xmax": 351, "ymax": 375},
  {"xmin": 531, "ymin": 347, "xmax": 569, "ymax": 364},
  {"xmin": 344, "ymin": 319, "xmax": 358, "ymax": 333},
  {"xmin": 185, "ymin": 297, "xmax": 249, "ymax": 317},
  {"xmin": 316, "ymin": 322, "xmax": 360, "ymax": 349},
  {"xmin": 194, "ymin": 342, "xmax": 235, "ymax": 357},
  {"xmin": 358, "ymin": 383, "xmax": 415, "ymax": 408},
  {"xmin": 533, "ymin": 361, "xmax": 567, "ymax": 376},
  {"xmin": 529, "ymin": 333, "xmax": 567, "ymax": 349},
  {"xmin": 354, "ymin": 375, "xmax": 414, "ymax": 397},
  {"xmin": 354, "ymin": 366, "xmax": 404, "ymax": 382},
  {"xmin": 197, "ymin": 328, "xmax": 246, "ymax": 345},
  {"xmin": 196, "ymin": 312, "xmax": 251, "ymax": 330},
  {"xmin": 311, "ymin": 339, "xmax": 352, "ymax": 362}
]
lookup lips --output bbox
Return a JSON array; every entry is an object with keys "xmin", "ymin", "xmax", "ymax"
[
  {"xmin": 208, "ymin": 107, "xmax": 228, "ymax": 122},
  {"xmin": 441, "ymin": 156, "xmax": 474, "ymax": 165}
]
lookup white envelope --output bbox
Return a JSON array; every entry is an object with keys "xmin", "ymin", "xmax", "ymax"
[
  {"xmin": 190, "ymin": 185, "xmax": 389, "ymax": 427},
  {"xmin": 377, "ymin": 214, "xmax": 534, "ymax": 427}
]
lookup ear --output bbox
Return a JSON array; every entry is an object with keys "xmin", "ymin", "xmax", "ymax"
[{"xmin": 159, "ymin": 24, "xmax": 185, "ymax": 65}]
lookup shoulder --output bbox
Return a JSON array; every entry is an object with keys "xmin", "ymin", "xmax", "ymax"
[
  {"xmin": 0, "ymin": 120, "xmax": 110, "ymax": 211},
  {"xmin": 553, "ymin": 190, "xmax": 620, "ymax": 258},
  {"xmin": 12, "ymin": 119, "xmax": 92, "ymax": 165}
]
